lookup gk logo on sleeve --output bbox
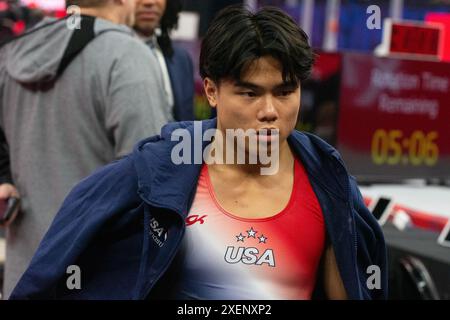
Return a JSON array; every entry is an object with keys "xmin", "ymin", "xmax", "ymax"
[{"xmin": 186, "ymin": 214, "xmax": 208, "ymax": 226}]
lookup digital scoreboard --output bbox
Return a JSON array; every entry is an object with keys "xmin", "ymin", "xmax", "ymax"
[
  {"xmin": 337, "ymin": 53, "xmax": 450, "ymax": 180},
  {"xmin": 375, "ymin": 19, "xmax": 444, "ymax": 61}
]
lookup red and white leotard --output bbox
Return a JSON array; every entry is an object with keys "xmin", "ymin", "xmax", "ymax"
[{"xmin": 171, "ymin": 157, "xmax": 325, "ymax": 300}]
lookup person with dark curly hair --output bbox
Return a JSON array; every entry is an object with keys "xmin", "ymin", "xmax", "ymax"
[{"xmin": 134, "ymin": 0, "xmax": 194, "ymax": 121}]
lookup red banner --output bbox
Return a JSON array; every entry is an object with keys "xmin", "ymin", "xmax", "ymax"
[{"xmin": 337, "ymin": 53, "xmax": 450, "ymax": 180}]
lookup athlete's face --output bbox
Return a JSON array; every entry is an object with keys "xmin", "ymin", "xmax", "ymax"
[
  {"xmin": 204, "ymin": 56, "xmax": 301, "ymax": 148},
  {"xmin": 134, "ymin": 0, "xmax": 167, "ymax": 36}
]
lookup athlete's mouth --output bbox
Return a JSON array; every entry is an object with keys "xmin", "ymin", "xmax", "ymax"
[
  {"xmin": 257, "ymin": 128, "xmax": 279, "ymax": 135},
  {"xmin": 256, "ymin": 128, "xmax": 279, "ymax": 142}
]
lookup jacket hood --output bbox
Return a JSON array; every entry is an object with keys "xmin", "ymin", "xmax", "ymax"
[
  {"xmin": 3, "ymin": 16, "xmax": 134, "ymax": 83},
  {"xmin": 132, "ymin": 119, "xmax": 350, "ymax": 215}
]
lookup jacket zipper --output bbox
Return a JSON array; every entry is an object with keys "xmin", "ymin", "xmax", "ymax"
[
  {"xmin": 335, "ymin": 159, "xmax": 362, "ymax": 299},
  {"xmin": 307, "ymin": 160, "xmax": 362, "ymax": 299},
  {"xmin": 344, "ymin": 178, "xmax": 362, "ymax": 299}
]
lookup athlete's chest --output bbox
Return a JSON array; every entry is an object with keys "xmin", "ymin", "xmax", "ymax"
[
  {"xmin": 207, "ymin": 169, "xmax": 294, "ymax": 219},
  {"xmin": 169, "ymin": 162, "xmax": 326, "ymax": 299}
]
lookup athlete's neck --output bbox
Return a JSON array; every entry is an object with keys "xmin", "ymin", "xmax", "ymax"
[{"xmin": 207, "ymin": 139, "xmax": 294, "ymax": 179}]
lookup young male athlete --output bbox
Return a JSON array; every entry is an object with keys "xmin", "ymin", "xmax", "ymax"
[{"xmin": 10, "ymin": 5, "xmax": 387, "ymax": 300}]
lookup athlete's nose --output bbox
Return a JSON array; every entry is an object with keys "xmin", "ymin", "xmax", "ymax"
[{"xmin": 257, "ymin": 95, "xmax": 278, "ymax": 123}]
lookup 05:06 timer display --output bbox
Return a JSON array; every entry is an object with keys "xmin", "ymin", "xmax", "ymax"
[{"xmin": 371, "ymin": 129, "xmax": 439, "ymax": 166}]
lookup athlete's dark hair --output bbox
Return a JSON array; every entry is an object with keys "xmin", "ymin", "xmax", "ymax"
[
  {"xmin": 157, "ymin": 0, "xmax": 182, "ymax": 58},
  {"xmin": 200, "ymin": 5, "xmax": 315, "ymax": 84}
]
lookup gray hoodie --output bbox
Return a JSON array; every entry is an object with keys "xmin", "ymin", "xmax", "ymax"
[{"xmin": 0, "ymin": 17, "xmax": 172, "ymax": 298}]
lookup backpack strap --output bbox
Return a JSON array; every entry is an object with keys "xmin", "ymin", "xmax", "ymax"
[{"xmin": 56, "ymin": 15, "xmax": 96, "ymax": 78}]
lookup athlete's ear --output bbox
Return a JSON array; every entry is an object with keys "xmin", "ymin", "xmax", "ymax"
[{"xmin": 204, "ymin": 78, "xmax": 218, "ymax": 109}]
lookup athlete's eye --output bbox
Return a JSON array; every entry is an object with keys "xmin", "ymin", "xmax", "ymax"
[
  {"xmin": 238, "ymin": 91, "xmax": 257, "ymax": 97},
  {"xmin": 278, "ymin": 90, "xmax": 295, "ymax": 97}
]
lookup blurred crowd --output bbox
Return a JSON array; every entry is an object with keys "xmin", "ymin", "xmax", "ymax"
[{"xmin": 0, "ymin": 0, "xmax": 44, "ymax": 45}]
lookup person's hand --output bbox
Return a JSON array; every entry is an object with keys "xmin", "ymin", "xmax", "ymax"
[
  {"xmin": 0, "ymin": 183, "xmax": 20, "ymax": 200},
  {"xmin": 0, "ymin": 183, "xmax": 20, "ymax": 227}
]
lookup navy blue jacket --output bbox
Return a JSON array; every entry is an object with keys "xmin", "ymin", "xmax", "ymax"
[
  {"xmin": 166, "ymin": 45, "xmax": 195, "ymax": 121},
  {"xmin": 10, "ymin": 119, "xmax": 388, "ymax": 300}
]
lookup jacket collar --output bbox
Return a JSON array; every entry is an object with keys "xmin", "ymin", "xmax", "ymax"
[{"xmin": 132, "ymin": 119, "xmax": 350, "ymax": 216}]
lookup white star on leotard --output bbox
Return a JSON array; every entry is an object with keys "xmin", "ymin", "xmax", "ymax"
[
  {"xmin": 258, "ymin": 234, "xmax": 268, "ymax": 244},
  {"xmin": 247, "ymin": 227, "xmax": 257, "ymax": 238}
]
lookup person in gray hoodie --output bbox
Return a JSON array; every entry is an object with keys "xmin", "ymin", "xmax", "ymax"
[{"xmin": 0, "ymin": 0, "xmax": 172, "ymax": 298}]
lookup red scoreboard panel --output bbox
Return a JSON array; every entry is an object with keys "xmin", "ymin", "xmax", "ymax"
[
  {"xmin": 426, "ymin": 13, "xmax": 450, "ymax": 63},
  {"xmin": 337, "ymin": 53, "xmax": 450, "ymax": 180},
  {"xmin": 376, "ymin": 19, "xmax": 444, "ymax": 61},
  {"xmin": 390, "ymin": 23, "xmax": 441, "ymax": 56}
]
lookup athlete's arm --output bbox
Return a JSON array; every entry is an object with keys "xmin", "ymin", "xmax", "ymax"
[{"xmin": 323, "ymin": 245, "xmax": 348, "ymax": 300}]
